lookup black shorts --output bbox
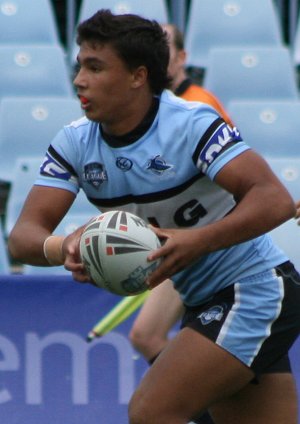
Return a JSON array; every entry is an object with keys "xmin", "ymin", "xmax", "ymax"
[{"xmin": 181, "ymin": 262, "xmax": 300, "ymax": 377}]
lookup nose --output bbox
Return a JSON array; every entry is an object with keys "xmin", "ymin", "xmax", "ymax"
[{"xmin": 73, "ymin": 66, "xmax": 85, "ymax": 89}]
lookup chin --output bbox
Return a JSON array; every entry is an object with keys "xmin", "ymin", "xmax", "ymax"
[{"xmin": 84, "ymin": 110, "xmax": 101, "ymax": 123}]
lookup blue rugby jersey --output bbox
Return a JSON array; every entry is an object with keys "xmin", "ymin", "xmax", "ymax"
[{"xmin": 36, "ymin": 90, "xmax": 287, "ymax": 305}]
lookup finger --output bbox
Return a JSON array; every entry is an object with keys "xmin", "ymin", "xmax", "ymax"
[
  {"xmin": 146, "ymin": 261, "xmax": 178, "ymax": 288},
  {"xmin": 148, "ymin": 225, "xmax": 170, "ymax": 240},
  {"xmin": 72, "ymin": 272, "xmax": 91, "ymax": 283},
  {"xmin": 64, "ymin": 259, "xmax": 85, "ymax": 273}
]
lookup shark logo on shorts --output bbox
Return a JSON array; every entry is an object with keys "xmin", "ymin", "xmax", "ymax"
[{"xmin": 198, "ymin": 305, "xmax": 224, "ymax": 325}]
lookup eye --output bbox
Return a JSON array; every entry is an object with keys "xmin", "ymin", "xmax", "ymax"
[
  {"xmin": 90, "ymin": 65, "xmax": 102, "ymax": 73},
  {"xmin": 73, "ymin": 63, "xmax": 81, "ymax": 78}
]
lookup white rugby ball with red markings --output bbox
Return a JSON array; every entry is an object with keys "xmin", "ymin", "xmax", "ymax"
[{"xmin": 79, "ymin": 210, "xmax": 161, "ymax": 296}]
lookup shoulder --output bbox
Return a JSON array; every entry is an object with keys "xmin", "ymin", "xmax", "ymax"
[
  {"xmin": 62, "ymin": 115, "xmax": 99, "ymax": 143},
  {"xmin": 159, "ymin": 89, "xmax": 218, "ymax": 117}
]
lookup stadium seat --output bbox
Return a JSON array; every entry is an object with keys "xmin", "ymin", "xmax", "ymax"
[
  {"xmin": 65, "ymin": 190, "xmax": 99, "ymax": 218},
  {"xmin": 0, "ymin": 44, "xmax": 74, "ymax": 98},
  {"xmin": 227, "ymin": 100, "xmax": 300, "ymax": 157},
  {"xmin": 264, "ymin": 156, "xmax": 300, "ymax": 270},
  {"xmin": 0, "ymin": 96, "xmax": 82, "ymax": 182},
  {"xmin": 0, "ymin": 224, "xmax": 10, "ymax": 274},
  {"xmin": 269, "ymin": 218, "xmax": 300, "ymax": 271},
  {"xmin": 22, "ymin": 209, "xmax": 97, "ymax": 276},
  {"xmin": 22, "ymin": 264, "xmax": 69, "ymax": 275},
  {"xmin": 0, "ymin": 0, "xmax": 60, "ymax": 45},
  {"xmin": 4, "ymin": 156, "xmax": 44, "ymax": 235},
  {"xmin": 292, "ymin": 10, "xmax": 300, "ymax": 66},
  {"xmin": 77, "ymin": 0, "xmax": 169, "ymax": 23},
  {"xmin": 203, "ymin": 47, "xmax": 299, "ymax": 107},
  {"xmin": 71, "ymin": 0, "xmax": 169, "ymax": 64},
  {"xmin": 265, "ymin": 156, "xmax": 300, "ymax": 201},
  {"xmin": 185, "ymin": 0, "xmax": 283, "ymax": 69},
  {"xmin": 5, "ymin": 157, "xmax": 98, "ymax": 236},
  {"xmin": 22, "ymin": 211, "xmax": 95, "ymax": 276}
]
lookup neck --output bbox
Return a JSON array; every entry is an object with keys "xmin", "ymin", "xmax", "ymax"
[
  {"xmin": 171, "ymin": 68, "xmax": 187, "ymax": 92},
  {"xmin": 102, "ymin": 91, "xmax": 154, "ymax": 136}
]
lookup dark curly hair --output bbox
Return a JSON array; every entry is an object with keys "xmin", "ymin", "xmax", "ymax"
[{"xmin": 76, "ymin": 9, "xmax": 172, "ymax": 94}]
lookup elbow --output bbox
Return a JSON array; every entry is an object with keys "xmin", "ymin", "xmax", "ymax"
[
  {"xmin": 279, "ymin": 192, "xmax": 297, "ymax": 223},
  {"xmin": 7, "ymin": 230, "xmax": 24, "ymax": 262}
]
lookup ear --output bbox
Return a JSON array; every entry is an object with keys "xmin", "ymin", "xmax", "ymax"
[
  {"xmin": 131, "ymin": 66, "xmax": 148, "ymax": 88},
  {"xmin": 177, "ymin": 49, "xmax": 187, "ymax": 67}
]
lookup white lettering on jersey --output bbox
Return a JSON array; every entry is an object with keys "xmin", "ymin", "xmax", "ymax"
[{"xmin": 197, "ymin": 123, "xmax": 242, "ymax": 172}]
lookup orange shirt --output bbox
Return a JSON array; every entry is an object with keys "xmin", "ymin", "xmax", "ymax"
[{"xmin": 176, "ymin": 79, "xmax": 233, "ymax": 126}]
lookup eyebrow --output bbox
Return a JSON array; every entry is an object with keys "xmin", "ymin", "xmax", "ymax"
[{"xmin": 76, "ymin": 56, "xmax": 105, "ymax": 66}]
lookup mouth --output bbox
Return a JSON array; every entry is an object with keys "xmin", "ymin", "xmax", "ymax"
[{"xmin": 78, "ymin": 95, "xmax": 90, "ymax": 109}]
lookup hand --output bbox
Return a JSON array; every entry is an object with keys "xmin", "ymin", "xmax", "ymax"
[
  {"xmin": 295, "ymin": 200, "xmax": 300, "ymax": 225},
  {"xmin": 146, "ymin": 226, "xmax": 204, "ymax": 289},
  {"xmin": 62, "ymin": 225, "xmax": 91, "ymax": 283}
]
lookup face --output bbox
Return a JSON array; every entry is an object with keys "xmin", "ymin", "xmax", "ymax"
[
  {"xmin": 162, "ymin": 25, "xmax": 183, "ymax": 81},
  {"xmin": 74, "ymin": 41, "xmax": 142, "ymax": 130}
]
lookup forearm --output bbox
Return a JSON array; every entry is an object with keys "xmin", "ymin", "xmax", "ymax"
[{"xmin": 8, "ymin": 224, "xmax": 64, "ymax": 266}]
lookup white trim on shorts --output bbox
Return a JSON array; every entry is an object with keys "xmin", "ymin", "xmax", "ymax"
[{"xmin": 215, "ymin": 269, "xmax": 284, "ymax": 367}]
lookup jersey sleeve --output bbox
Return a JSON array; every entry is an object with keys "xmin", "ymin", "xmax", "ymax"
[
  {"xmin": 191, "ymin": 115, "xmax": 249, "ymax": 178},
  {"xmin": 35, "ymin": 127, "xmax": 80, "ymax": 194}
]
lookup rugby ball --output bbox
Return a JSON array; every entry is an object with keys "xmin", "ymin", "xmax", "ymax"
[{"xmin": 79, "ymin": 210, "xmax": 161, "ymax": 296}]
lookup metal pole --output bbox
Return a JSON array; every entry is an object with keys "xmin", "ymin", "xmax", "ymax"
[
  {"xmin": 66, "ymin": 0, "xmax": 76, "ymax": 65},
  {"xmin": 289, "ymin": 0, "xmax": 299, "ymax": 45},
  {"xmin": 169, "ymin": 0, "xmax": 187, "ymax": 33}
]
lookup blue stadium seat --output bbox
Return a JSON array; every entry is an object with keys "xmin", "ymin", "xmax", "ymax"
[
  {"xmin": 22, "ymin": 264, "xmax": 69, "ymax": 275},
  {"xmin": 264, "ymin": 157, "xmax": 300, "ymax": 270},
  {"xmin": 5, "ymin": 157, "xmax": 98, "ymax": 237},
  {"xmin": 71, "ymin": 0, "xmax": 169, "ymax": 64},
  {"xmin": 77, "ymin": 0, "xmax": 169, "ymax": 23},
  {"xmin": 227, "ymin": 100, "xmax": 300, "ymax": 157},
  {"xmin": 0, "ymin": 0, "xmax": 60, "ymax": 45},
  {"xmin": 292, "ymin": 17, "xmax": 300, "ymax": 69},
  {"xmin": 0, "ymin": 44, "xmax": 74, "ymax": 98},
  {"xmin": 22, "ymin": 211, "xmax": 94, "ymax": 276},
  {"xmin": 4, "ymin": 156, "xmax": 44, "ymax": 236},
  {"xmin": 0, "ymin": 224, "xmax": 10, "ymax": 274},
  {"xmin": 204, "ymin": 47, "xmax": 299, "ymax": 107},
  {"xmin": 265, "ymin": 156, "xmax": 300, "ymax": 201},
  {"xmin": 269, "ymin": 218, "xmax": 300, "ymax": 272},
  {"xmin": 185, "ymin": 0, "xmax": 283, "ymax": 69},
  {"xmin": 65, "ymin": 190, "xmax": 99, "ymax": 218},
  {"xmin": 0, "ymin": 96, "xmax": 82, "ymax": 182},
  {"xmin": 22, "ymin": 211, "xmax": 97, "ymax": 276}
]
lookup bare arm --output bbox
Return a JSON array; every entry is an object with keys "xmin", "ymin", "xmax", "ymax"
[
  {"xmin": 8, "ymin": 185, "xmax": 76, "ymax": 265},
  {"xmin": 147, "ymin": 149, "xmax": 296, "ymax": 286},
  {"xmin": 295, "ymin": 200, "xmax": 300, "ymax": 225}
]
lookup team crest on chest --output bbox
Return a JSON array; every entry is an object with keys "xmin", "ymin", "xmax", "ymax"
[
  {"xmin": 83, "ymin": 162, "xmax": 108, "ymax": 188},
  {"xmin": 146, "ymin": 155, "xmax": 173, "ymax": 175}
]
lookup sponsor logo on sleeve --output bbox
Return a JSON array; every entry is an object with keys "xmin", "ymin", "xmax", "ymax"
[
  {"xmin": 40, "ymin": 153, "xmax": 75, "ymax": 182},
  {"xmin": 197, "ymin": 123, "xmax": 242, "ymax": 171}
]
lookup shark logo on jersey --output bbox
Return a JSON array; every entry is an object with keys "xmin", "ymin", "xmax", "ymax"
[
  {"xmin": 196, "ymin": 122, "xmax": 242, "ymax": 172},
  {"xmin": 198, "ymin": 305, "xmax": 224, "ymax": 325},
  {"xmin": 83, "ymin": 162, "xmax": 107, "ymax": 188},
  {"xmin": 146, "ymin": 155, "xmax": 173, "ymax": 175}
]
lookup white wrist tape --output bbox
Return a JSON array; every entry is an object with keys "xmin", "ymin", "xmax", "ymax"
[{"xmin": 43, "ymin": 235, "xmax": 64, "ymax": 266}]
